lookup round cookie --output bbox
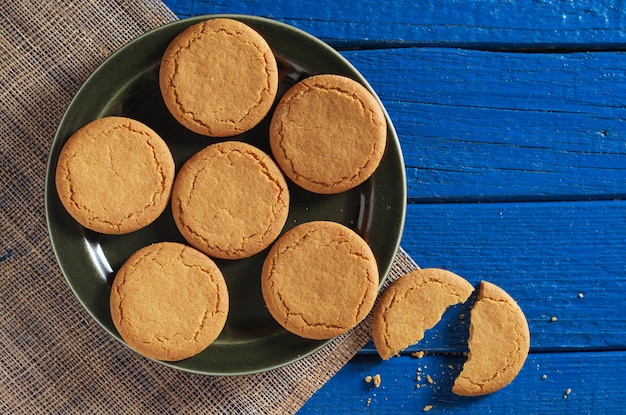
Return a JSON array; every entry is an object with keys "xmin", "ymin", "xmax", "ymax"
[
  {"xmin": 269, "ymin": 74, "xmax": 387, "ymax": 194},
  {"xmin": 372, "ymin": 268, "xmax": 474, "ymax": 360},
  {"xmin": 159, "ymin": 18, "xmax": 278, "ymax": 137},
  {"xmin": 55, "ymin": 116, "xmax": 175, "ymax": 234},
  {"xmin": 261, "ymin": 221, "xmax": 379, "ymax": 340},
  {"xmin": 452, "ymin": 281, "xmax": 530, "ymax": 396},
  {"xmin": 171, "ymin": 141, "xmax": 289, "ymax": 260},
  {"xmin": 110, "ymin": 242, "xmax": 229, "ymax": 361}
]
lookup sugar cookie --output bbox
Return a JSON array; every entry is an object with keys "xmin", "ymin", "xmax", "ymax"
[
  {"xmin": 159, "ymin": 18, "xmax": 278, "ymax": 137},
  {"xmin": 171, "ymin": 141, "xmax": 289, "ymax": 259},
  {"xmin": 261, "ymin": 221, "xmax": 379, "ymax": 340},
  {"xmin": 269, "ymin": 74, "xmax": 387, "ymax": 194},
  {"xmin": 55, "ymin": 116, "xmax": 175, "ymax": 234},
  {"xmin": 110, "ymin": 242, "xmax": 229, "ymax": 361}
]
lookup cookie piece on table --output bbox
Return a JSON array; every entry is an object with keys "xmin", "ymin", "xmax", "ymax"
[
  {"xmin": 372, "ymin": 268, "xmax": 474, "ymax": 360},
  {"xmin": 55, "ymin": 116, "xmax": 175, "ymax": 234},
  {"xmin": 452, "ymin": 281, "xmax": 530, "ymax": 396},
  {"xmin": 171, "ymin": 141, "xmax": 289, "ymax": 260},
  {"xmin": 110, "ymin": 242, "xmax": 229, "ymax": 361},
  {"xmin": 159, "ymin": 18, "xmax": 278, "ymax": 137},
  {"xmin": 261, "ymin": 221, "xmax": 379, "ymax": 340},
  {"xmin": 269, "ymin": 74, "xmax": 387, "ymax": 194}
]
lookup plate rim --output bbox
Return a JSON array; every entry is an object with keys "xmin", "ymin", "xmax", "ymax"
[{"xmin": 44, "ymin": 14, "xmax": 407, "ymax": 376}]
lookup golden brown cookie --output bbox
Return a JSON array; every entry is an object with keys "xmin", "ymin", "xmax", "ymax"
[
  {"xmin": 110, "ymin": 242, "xmax": 229, "ymax": 361},
  {"xmin": 261, "ymin": 221, "xmax": 379, "ymax": 340},
  {"xmin": 159, "ymin": 18, "xmax": 278, "ymax": 137},
  {"xmin": 55, "ymin": 116, "xmax": 175, "ymax": 234},
  {"xmin": 371, "ymin": 268, "xmax": 474, "ymax": 360},
  {"xmin": 269, "ymin": 74, "xmax": 387, "ymax": 194},
  {"xmin": 452, "ymin": 281, "xmax": 530, "ymax": 396},
  {"xmin": 171, "ymin": 141, "xmax": 289, "ymax": 259}
]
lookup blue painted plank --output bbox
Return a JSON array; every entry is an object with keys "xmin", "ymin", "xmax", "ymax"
[
  {"xmin": 341, "ymin": 48, "xmax": 626, "ymax": 201},
  {"xmin": 162, "ymin": 0, "xmax": 626, "ymax": 48},
  {"xmin": 299, "ymin": 351, "xmax": 626, "ymax": 414},
  {"xmin": 392, "ymin": 200, "xmax": 626, "ymax": 352}
]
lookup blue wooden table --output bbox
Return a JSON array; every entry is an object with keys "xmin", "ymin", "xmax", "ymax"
[{"xmin": 162, "ymin": 1, "xmax": 626, "ymax": 413}]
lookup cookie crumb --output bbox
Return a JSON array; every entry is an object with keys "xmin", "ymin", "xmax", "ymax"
[
  {"xmin": 550, "ymin": 316, "xmax": 558, "ymax": 322},
  {"xmin": 411, "ymin": 351, "xmax": 425, "ymax": 358},
  {"xmin": 426, "ymin": 375, "xmax": 434, "ymax": 384},
  {"xmin": 563, "ymin": 388, "xmax": 571, "ymax": 399},
  {"xmin": 364, "ymin": 375, "xmax": 372, "ymax": 383},
  {"xmin": 373, "ymin": 374, "xmax": 381, "ymax": 388},
  {"xmin": 541, "ymin": 374, "xmax": 547, "ymax": 380},
  {"xmin": 578, "ymin": 292, "xmax": 584, "ymax": 298},
  {"xmin": 365, "ymin": 397, "xmax": 371, "ymax": 407},
  {"xmin": 423, "ymin": 405, "xmax": 433, "ymax": 412}
]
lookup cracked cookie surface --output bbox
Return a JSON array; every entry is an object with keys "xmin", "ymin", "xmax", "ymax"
[
  {"xmin": 372, "ymin": 268, "xmax": 473, "ymax": 360},
  {"xmin": 55, "ymin": 116, "xmax": 175, "ymax": 234},
  {"xmin": 269, "ymin": 74, "xmax": 387, "ymax": 194},
  {"xmin": 452, "ymin": 280, "xmax": 530, "ymax": 396},
  {"xmin": 159, "ymin": 18, "xmax": 278, "ymax": 137},
  {"xmin": 171, "ymin": 141, "xmax": 289, "ymax": 259},
  {"xmin": 110, "ymin": 242, "xmax": 228, "ymax": 361},
  {"xmin": 261, "ymin": 221, "xmax": 379, "ymax": 340}
]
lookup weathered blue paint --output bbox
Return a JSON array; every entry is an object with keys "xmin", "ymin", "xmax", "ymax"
[{"xmin": 163, "ymin": 0, "xmax": 626, "ymax": 48}]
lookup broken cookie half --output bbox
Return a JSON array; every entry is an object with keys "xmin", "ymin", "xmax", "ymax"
[
  {"xmin": 371, "ymin": 268, "xmax": 473, "ymax": 360},
  {"xmin": 372, "ymin": 269, "xmax": 530, "ymax": 396},
  {"xmin": 452, "ymin": 281, "xmax": 530, "ymax": 396}
]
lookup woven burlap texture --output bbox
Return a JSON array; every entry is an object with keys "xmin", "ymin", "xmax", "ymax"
[{"xmin": 0, "ymin": 1, "xmax": 417, "ymax": 413}]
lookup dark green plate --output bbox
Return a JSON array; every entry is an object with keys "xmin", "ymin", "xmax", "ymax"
[{"xmin": 44, "ymin": 15, "xmax": 406, "ymax": 375}]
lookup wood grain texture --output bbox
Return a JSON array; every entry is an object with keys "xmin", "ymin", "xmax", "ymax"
[
  {"xmin": 367, "ymin": 201, "xmax": 626, "ymax": 352},
  {"xmin": 343, "ymin": 48, "xmax": 626, "ymax": 201},
  {"xmin": 300, "ymin": 352, "xmax": 626, "ymax": 414},
  {"xmin": 163, "ymin": 0, "xmax": 626, "ymax": 48}
]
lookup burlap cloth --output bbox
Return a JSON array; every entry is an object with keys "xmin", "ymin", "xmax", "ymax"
[{"xmin": 0, "ymin": 1, "xmax": 417, "ymax": 413}]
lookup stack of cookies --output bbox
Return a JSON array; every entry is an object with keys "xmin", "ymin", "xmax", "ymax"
[{"xmin": 55, "ymin": 18, "xmax": 388, "ymax": 362}]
